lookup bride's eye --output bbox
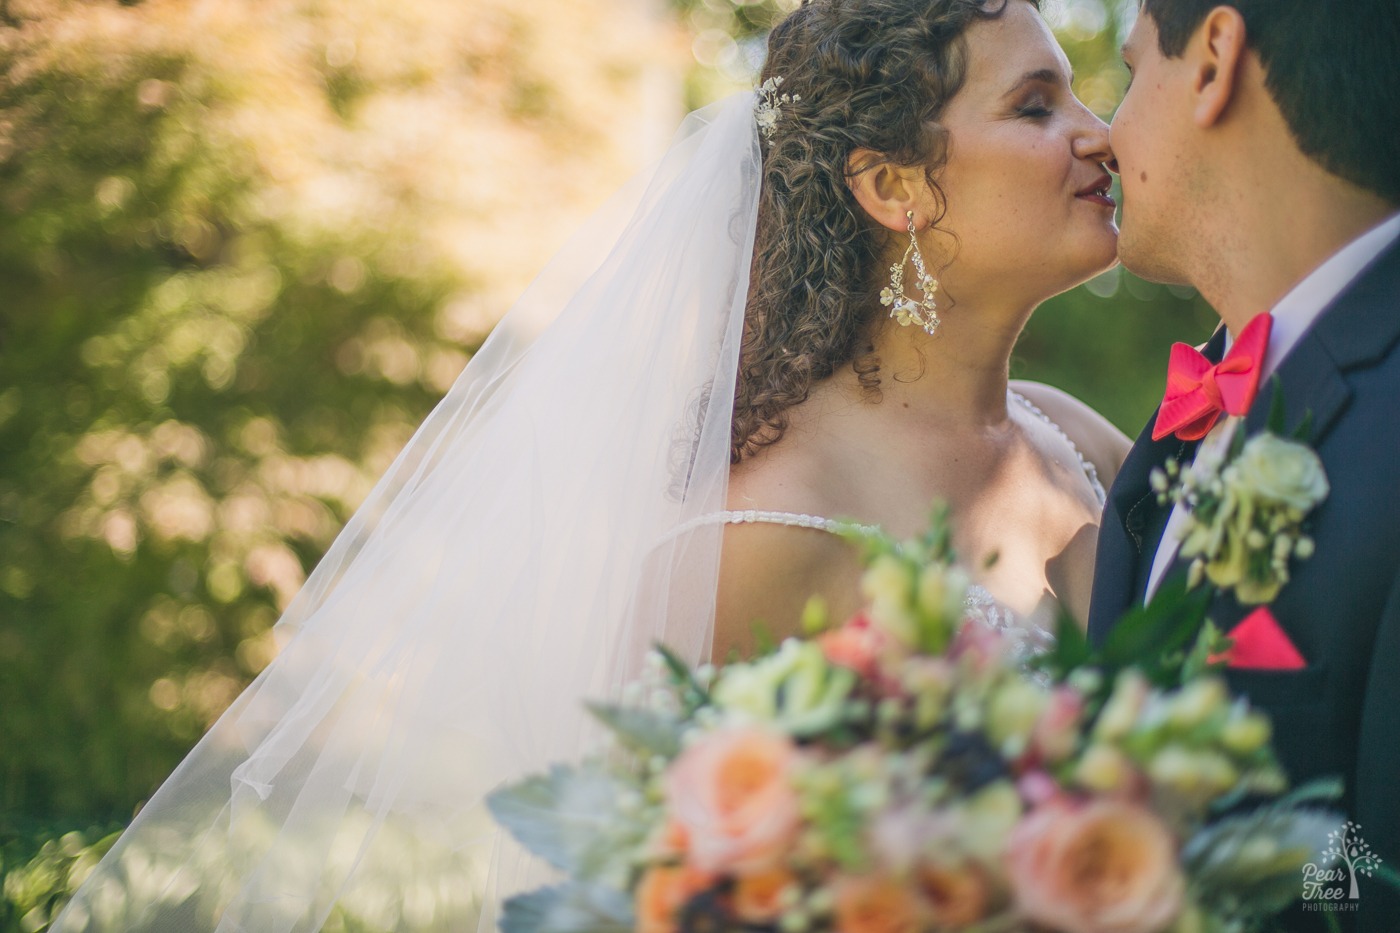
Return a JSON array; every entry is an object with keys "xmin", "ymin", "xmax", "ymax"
[{"xmin": 1017, "ymin": 101, "xmax": 1053, "ymax": 119}]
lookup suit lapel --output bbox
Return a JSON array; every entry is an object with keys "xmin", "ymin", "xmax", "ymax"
[{"xmin": 1245, "ymin": 236, "xmax": 1400, "ymax": 441}]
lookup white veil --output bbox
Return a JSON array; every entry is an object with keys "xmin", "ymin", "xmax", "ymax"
[{"xmin": 54, "ymin": 91, "xmax": 761, "ymax": 933}]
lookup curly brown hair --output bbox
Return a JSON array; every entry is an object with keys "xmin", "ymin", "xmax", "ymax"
[{"xmin": 731, "ymin": 0, "xmax": 1031, "ymax": 463}]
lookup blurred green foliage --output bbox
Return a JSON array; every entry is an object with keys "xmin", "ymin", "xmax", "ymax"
[
  {"xmin": 0, "ymin": 4, "xmax": 674, "ymax": 925},
  {"xmin": 2, "ymin": 0, "xmax": 1217, "ymax": 927}
]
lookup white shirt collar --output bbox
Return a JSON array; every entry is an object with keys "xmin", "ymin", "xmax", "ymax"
[{"xmin": 1216, "ymin": 212, "xmax": 1400, "ymax": 372}]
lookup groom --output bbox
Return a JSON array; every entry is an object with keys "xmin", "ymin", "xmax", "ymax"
[{"xmin": 1089, "ymin": 0, "xmax": 1399, "ymax": 929}]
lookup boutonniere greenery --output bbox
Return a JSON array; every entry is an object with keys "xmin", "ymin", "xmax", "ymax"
[{"xmin": 1150, "ymin": 388, "xmax": 1329, "ymax": 605}]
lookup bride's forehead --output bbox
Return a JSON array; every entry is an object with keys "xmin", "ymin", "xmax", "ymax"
[{"xmin": 960, "ymin": 6, "xmax": 1070, "ymax": 85}]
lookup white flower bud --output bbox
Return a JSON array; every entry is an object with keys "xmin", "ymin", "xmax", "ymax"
[
  {"xmin": 1220, "ymin": 710, "xmax": 1272, "ymax": 755},
  {"xmin": 1166, "ymin": 678, "xmax": 1229, "ymax": 730},
  {"xmin": 1095, "ymin": 670, "xmax": 1150, "ymax": 742},
  {"xmin": 1076, "ymin": 743, "xmax": 1132, "ymax": 793},
  {"xmin": 779, "ymin": 910, "xmax": 811, "ymax": 933}
]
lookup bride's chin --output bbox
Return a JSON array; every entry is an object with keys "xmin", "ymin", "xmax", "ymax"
[{"xmin": 1066, "ymin": 237, "xmax": 1121, "ymax": 287}]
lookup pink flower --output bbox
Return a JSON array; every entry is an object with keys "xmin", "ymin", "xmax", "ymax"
[
  {"xmin": 1007, "ymin": 797, "xmax": 1185, "ymax": 933},
  {"xmin": 664, "ymin": 727, "xmax": 802, "ymax": 875},
  {"xmin": 948, "ymin": 620, "xmax": 1012, "ymax": 674},
  {"xmin": 1017, "ymin": 770, "xmax": 1062, "ymax": 807},
  {"xmin": 818, "ymin": 611, "xmax": 889, "ymax": 681},
  {"xmin": 1032, "ymin": 686, "xmax": 1086, "ymax": 764}
]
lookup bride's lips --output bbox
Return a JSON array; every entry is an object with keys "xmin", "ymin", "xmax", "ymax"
[{"xmin": 1075, "ymin": 174, "xmax": 1116, "ymax": 208}]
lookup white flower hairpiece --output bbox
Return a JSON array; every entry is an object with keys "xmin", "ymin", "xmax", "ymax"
[{"xmin": 755, "ymin": 76, "xmax": 800, "ymax": 146}]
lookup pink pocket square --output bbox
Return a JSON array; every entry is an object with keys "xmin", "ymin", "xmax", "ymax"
[{"xmin": 1211, "ymin": 607, "xmax": 1307, "ymax": 670}]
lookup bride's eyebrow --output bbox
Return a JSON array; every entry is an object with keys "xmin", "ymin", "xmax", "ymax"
[{"xmin": 1003, "ymin": 68, "xmax": 1070, "ymax": 96}]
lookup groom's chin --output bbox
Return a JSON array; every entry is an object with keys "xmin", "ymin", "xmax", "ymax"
[{"xmin": 1115, "ymin": 225, "xmax": 1190, "ymax": 289}]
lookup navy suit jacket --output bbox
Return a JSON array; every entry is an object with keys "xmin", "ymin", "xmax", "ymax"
[{"xmin": 1089, "ymin": 237, "xmax": 1400, "ymax": 931}]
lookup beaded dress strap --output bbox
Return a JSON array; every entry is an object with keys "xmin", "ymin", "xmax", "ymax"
[
  {"xmin": 1009, "ymin": 391, "xmax": 1107, "ymax": 506},
  {"xmin": 718, "ymin": 509, "xmax": 879, "ymax": 536}
]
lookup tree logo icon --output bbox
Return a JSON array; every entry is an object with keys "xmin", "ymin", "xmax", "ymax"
[{"xmin": 1302, "ymin": 821, "xmax": 1383, "ymax": 904}]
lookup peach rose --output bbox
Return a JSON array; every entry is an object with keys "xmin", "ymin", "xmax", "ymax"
[
  {"xmin": 819, "ymin": 612, "xmax": 889, "ymax": 681},
  {"xmin": 664, "ymin": 726, "xmax": 802, "ymax": 875},
  {"xmin": 917, "ymin": 862, "xmax": 994, "ymax": 927},
  {"xmin": 733, "ymin": 867, "xmax": 797, "ymax": 923},
  {"xmin": 1008, "ymin": 797, "xmax": 1185, "ymax": 933},
  {"xmin": 833, "ymin": 875, "xmax": 925, "ymax": 933},
  {"xmin": 635, "ymin": 865, "xmax": 714, "ymax": 933}
]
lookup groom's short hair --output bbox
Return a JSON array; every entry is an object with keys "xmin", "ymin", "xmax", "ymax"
[{"xmin": 1141, "ymin": 0, "xmax": 1399, "ymax": 205}]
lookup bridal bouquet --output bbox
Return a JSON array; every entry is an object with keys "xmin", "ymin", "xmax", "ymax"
[{"xmin": 488, "ymin": 512, "xmax": 1338, "ymax": 933}]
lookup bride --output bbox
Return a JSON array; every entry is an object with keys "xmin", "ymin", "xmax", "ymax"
[
  {"xmin": 716, "ymin": 0, "xmax": 1128, "ymax": 659},
  {"xmin": 56, "ymin": 0, "xmax": 1126, "ymax": 931}
]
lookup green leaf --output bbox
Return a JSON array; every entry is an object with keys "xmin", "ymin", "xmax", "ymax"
[
  {"xmin": 1030, "ymin": 608, "xmax": 1092, "ymax": 682},
  {"xmin": 500, "ymin": 882, "xmax": 634, "ymax": 933},
  {"xmin": 486, "ymin": 763, "xmax": 650, "ymax": 884},
  {"xmin": 585, "ymin": 702, "xmax": 682, "ymax": 758},
  {"xmin": 1097, "ymin": 577, "xmax": 1214, "ymax": 687},
  {"xmin": 1274, "ymin": 776, "xmax": 1345, "ymax": 809},
  {"xmin": 654, "ymin": 643, "xmax": 712, "ymax": 711},
  {"xmin": 1267, "ymin": 378, "xmax": 1287, "ymax": 436},
  {"xmin": 1182, "ymin": 804, "xmax": 1343, "ymax": 918},
  {"xmin": 1228, "ymin": 416, "xmax": 1249, "ymax": 459},
  {"xmin": 1293, "ymin": 409, "xmax": 1315, "ymax": 444},
  {"xmin": 1181, "ymin": 619, "xmax": 1229, "ymax": 684}
]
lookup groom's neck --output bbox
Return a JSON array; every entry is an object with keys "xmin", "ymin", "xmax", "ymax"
[{"xmin": 1197, "ymin": 150, "xmax": 1396, "ymax": 337}]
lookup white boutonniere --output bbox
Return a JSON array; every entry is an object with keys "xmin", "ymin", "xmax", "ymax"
[{"xmin": 1151, "ymin": 398, "xmax": 1329, "ymax": 605}]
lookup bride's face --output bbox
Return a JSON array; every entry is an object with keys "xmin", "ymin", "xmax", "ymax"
[{"xmin": 925, "ymin": 1, "xmax": 1118, "ymax": 304}]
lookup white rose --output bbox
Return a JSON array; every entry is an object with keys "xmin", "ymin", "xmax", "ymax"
[{"xmin": 1229, "ymin": 434, "xmax": 1329, "ymax": 512}]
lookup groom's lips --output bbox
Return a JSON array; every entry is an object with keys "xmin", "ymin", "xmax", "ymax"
[{"xmin": 1075, "ymin": 174, "xmax": 1116, "ymax": 208}]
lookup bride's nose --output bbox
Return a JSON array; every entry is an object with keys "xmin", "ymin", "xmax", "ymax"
[{"xmin": 1072, "ymin": 113, "xmax": 1114, "ymax": 168}]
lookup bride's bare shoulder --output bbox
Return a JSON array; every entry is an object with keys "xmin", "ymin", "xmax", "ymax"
[
  {"xmin": 716, "ymin": 435, "xmax": 861, "ymax": 663},
  {"xmin": 1010, "ymin": 380, "xmax": 1131, "ymax": 488}
]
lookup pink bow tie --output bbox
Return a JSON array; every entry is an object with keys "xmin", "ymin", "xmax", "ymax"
[{"xmin": 1152, "ymin": 313, "xmax": 1273, "ymax": 442}]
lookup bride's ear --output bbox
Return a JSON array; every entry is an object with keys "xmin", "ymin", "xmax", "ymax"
[{"xmin": 845, "ymin": 148, "xmax": 930, "ymax": 232}]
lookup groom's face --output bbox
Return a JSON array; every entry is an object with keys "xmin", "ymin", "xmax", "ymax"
[{"xmin": 1110, "ymin": 13, "xmax": 1198, "ymax": 285}]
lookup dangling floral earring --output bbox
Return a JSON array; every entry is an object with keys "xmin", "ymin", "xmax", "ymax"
[{"xmin": 880, "ymin": 210, "xmax": 940, "ymax": 336}]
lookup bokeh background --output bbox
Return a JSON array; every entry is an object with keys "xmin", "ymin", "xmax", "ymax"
[{"xmin": 0, "ymin": 0, "xmax": 1217, "ymax": 927}]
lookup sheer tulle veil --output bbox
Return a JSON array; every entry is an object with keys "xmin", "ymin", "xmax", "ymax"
[{"xmin": 55, "ymin": 92, "xmax": 762, "ymax": 932}]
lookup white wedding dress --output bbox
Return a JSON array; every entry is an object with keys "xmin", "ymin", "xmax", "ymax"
[{"xmin": 53, "ymin": 89, "xmax": 1102, "ymax": 933}]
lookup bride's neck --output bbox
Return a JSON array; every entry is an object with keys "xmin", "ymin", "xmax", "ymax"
[{"xmin": 840, "ymin": 303, "xmax": 1029, "ymax": 429}]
